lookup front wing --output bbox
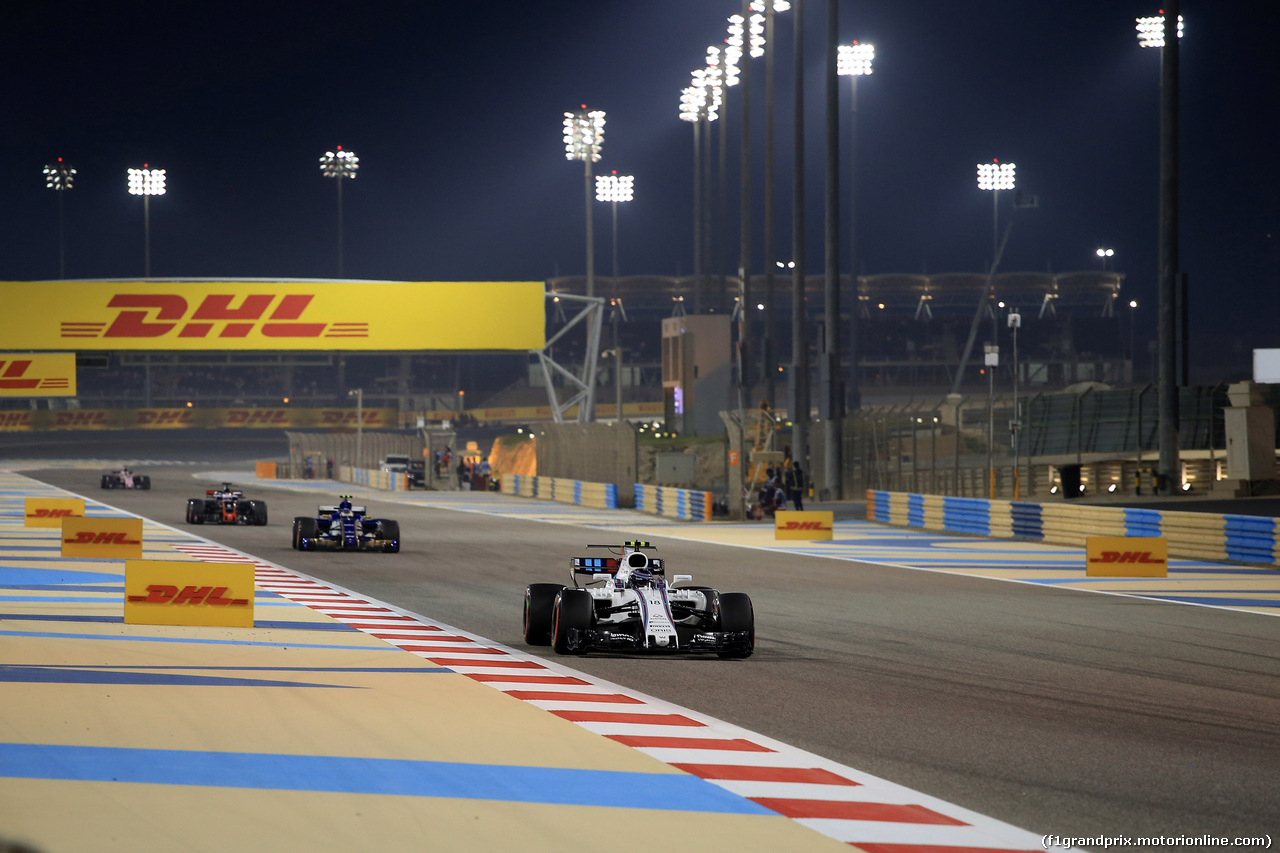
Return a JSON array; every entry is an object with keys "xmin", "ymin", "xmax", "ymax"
[{"xmin": 562, "ymin": 626, "xmax": 752, "ymax": 655}]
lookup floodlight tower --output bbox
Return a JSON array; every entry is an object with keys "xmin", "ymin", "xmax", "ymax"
[
  {"xmin": 1138, "ymin": 6, "xmax": 1184, "ymax": 493},
  {"xmin": 837, "ymin": 40, "xmax": 874, "ymax": 416},
  {"xmin": 976, "ymin": 160, "xmax": 1016, "ymax": 267},
  {"xmin": 595, "ymin": 172, "xmax": 634, "ymax": 281},
  {"xmin": 1096, "ymin": 247, "xmax": 1115, "ymax": 270},
  {"xmin": 43, "ymin": 158, "xmax": 76, "ymax": 279},
  {"xmin": 319, "ymin": 146, "xmax": 359, "ymax": 277},
  {"xmin": 680, "ymin": 64, "xmax": 719, "ymax": 314},
  {"xmin": 127, "ymin": 164, "xmax": 167, "ymax": 277},
  {"xmin": 563, "ymin": 106, "xmax": 606, "ymax": 298}
]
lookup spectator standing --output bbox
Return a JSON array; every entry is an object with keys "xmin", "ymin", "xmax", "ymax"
[{"xmin": 785, "ymin": 464, "xmax": 806, "ymax": 511}]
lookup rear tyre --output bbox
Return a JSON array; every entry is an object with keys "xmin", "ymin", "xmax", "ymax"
[
  {"xmin": 137, "ymin": 476, "xmax": 151, "ymax": 490},
  {"xmin": 295, "ymin": 517, "xmax": 318, "ymax": 551},
  {"xmin": 247, "ymin": 500, "xmax": 268, "ymax": 526},
  {"xmin": 291, "ymin": 517, "xmax": 307, "ymax": 550},
  {"xmin": 186, "ymin": 499, "xmax": 204, "ymax": 524},
  {"xmin": 101, "ymin": 476, "xmax": 112, "ymax": 489},
  {"xmin": 523, "ymin": 583, "xmax": 561, "ymax": 646},
  {"xmin": 716, "ymin": 592, "xmax": 755, "ymax": 659},
  {"xmin": 551, "ymin": 588, "xmax": 594, "ymax": 655},
  {"xmin": 378, "ymin": 519, "xmax": 401, "ymax": 553}
]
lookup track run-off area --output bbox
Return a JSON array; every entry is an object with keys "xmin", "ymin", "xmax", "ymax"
[{"xmin": 3, "ymin": 461, "xmax": 1279, "ymax": 853}]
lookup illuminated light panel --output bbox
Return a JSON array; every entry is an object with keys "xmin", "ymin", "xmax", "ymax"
[
  {"xmin": 595, "ymin": 174, "xmax": 635, "ymax": 204},
  {"xmin": 127, "ymin": 167, "xmax": 167, "ymax": 196},
  {"xmin": 976, "ymin": 161, "xmax": 1016, "ymax": 191},
  {"xmin": 1136, "ymin": 14, "xmax": 1184, "ymax": 48},
  {"xmin": 563, "ymin": 106, "xmax": 606, "ymax": 163},
  {"xmin": 837, "ymin": 42, "xmax": 875, "ymax": 77},
  {"xmin": 319, "ymin": 146, "xmax": 359, "ymax": 179}
]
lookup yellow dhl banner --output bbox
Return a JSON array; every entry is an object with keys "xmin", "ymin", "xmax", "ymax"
[
  {"xmin": 0, "ymin": 280, "xmax": 545, "ymax": 351},
  {"xmin": 124, "ymin": 560, "xmax": 255, "ymax": 627},
  {"xmin": 1085, "ymin": 536, "xmax": 1168, "ymax": 577},
  {"xmin": 0, "ymin": 407, "xmax": 399, "ymax": 431},
  {"xmin": 775, "ymin": 510, "xmax": 835, "ymax": 540},
  {"xmin": 24, "ymin": 498, "xmax": 85, "ymax": 528},
  {"xmin": 62, "ymin": 517, "xmax": 144, "ymax": 559},
  {"xmin": 0, "ymin": 352, "xmax": 76, "ymax": 396}
]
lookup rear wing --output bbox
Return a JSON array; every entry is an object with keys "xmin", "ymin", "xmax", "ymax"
[{"xmin": 571, "ymin": 556, "xmax": 665, "ymax": 574}]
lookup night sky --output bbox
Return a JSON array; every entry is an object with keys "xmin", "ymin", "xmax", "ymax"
[{"xmin": 2, "ymin": 1, "xmax": 1276, "ymax": 381}]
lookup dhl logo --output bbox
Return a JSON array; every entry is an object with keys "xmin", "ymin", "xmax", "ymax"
[
  {"xmin": 65, "ymin": 531, "xmax": 142, "ymax": 546},
  {"xmin": 61, "ymin": 294, "xmax": 369, "ymax": 340},
  {"xmin": 54, "ymin": 412, "xmax": 109, "ymax": 426},
  {"xmin": 126, "ymin": 584, "xmax": 250, "ymax": 607},
  {"xmin": 319, "ymin": 410, "xmax": 384, "ymax": 426},
  {"xmin": 226, "ymin": 409, "xmax": 289, "ymax": 425},
  {"xmin": 1089, "ymin": 551, "xmax": 1166, "ymax": 564},
  {"xmin": 27, "ymin": 508, "xmax": 76, "ymax": 518},
  {"xmin": 1, "ymin": 412, "xmax": 32, "ymax": 426},
  {"xmin": 781, "ymin": 521, "xmax": 833, "ymax": 532},
  {"xmin": 0, "ymin": 358, "xmax": 71, "ymax": 390},
  {"xmin": 137, "ymin": 410, "xmax": 192, "ymax": 425}
]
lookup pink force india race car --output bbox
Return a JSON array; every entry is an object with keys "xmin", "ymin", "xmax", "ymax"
[{"xmin": 101, "ymin": 467, "xmax": 150, "ymax": 490}]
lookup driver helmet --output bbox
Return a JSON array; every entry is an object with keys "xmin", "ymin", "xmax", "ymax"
[
  {"xmin": 339, "ymin": 496, "xmax": 353, "ymax": 512},
  {"xmin": 629, "ymin": 567, "xmax": 654, "ymax": 587}
]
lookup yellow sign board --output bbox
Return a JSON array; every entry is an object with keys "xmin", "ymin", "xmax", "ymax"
[
  {"xmin": 775, "ymin": 510, "xmax": 835, "ymax": 540},
  {"xmin": 24, "ymin": 498, "xmax": 85, "ymax": 528},
  {"xmin": 124, "ymin": 560, "xmax": 255, "ymax": 627},
  {"xmin": 61, "ymin": 516, "xmax": 144, "ymax": 559},
  {"xmin": 1085, "ymin": 536, "xmax": 1168, "ymax": 577},
  {"xmin": 0, "ymin": 280, "xmax": 545, "ymax": 351},
  {"xmin": 0, "ymin": 352, "xmax": 76, "ymax": 396}
]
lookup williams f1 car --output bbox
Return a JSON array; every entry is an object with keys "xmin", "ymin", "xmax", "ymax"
[
  {"xmin": 101, "ymin": 467, "xmax": 150, "ymax": 490},
  {"xmin": 291, "ymin": 496, "xmax": 400, "ymax": 553},
  {"xmin": 185, "ymin": 483, "xmax": 267, "ymax": 525},
  {"xmin": 523, "ymin": 540, "xmax": 753, "ymax": 658}
]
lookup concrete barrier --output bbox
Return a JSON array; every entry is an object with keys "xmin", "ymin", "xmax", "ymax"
[
  {"xmin": 867, "ymin": 489, "xmax": 1280, "ymax": 567},
  {"xmin": 633, "ymin": 484, "xmax": 713, "ymax": 521},
  {"xmin": 499, "ymin": 474, "xmax": 618, "ymax": 509},
  {"xmin": 339, "ymin": 466, "xmax": 409, "ymax": 491}
]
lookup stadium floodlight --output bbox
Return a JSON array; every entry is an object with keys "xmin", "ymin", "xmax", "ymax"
[
  {"xmin": 837, "ymin": 42, "xmax": 875, "ymax": 77},
  {"xmin": 563, "ymin": 106, "xmax": 606, "ymax": 163},
  {"xmin": 318, "ymin": 146, "xmax": 358, "ymax": 277},
  {"xmin": 44, "ymin": 157, "xmax": 76, "ymax": 278},
  {"xmin": 319, "ymin": 145, "xmax": 359, "ymax": 179},
  {"xmin": 564, "ymin": 105, "xmax": 606, "ymax": 301},
  {"xmin": 127, "ymin": 164, "xmax": 166, "ymax": 277},
  {"xmin": 596, "ymin": 172, "xmax": 634, "ymax": 280},
  {"xmin": 1096, "ymin": 247, "xmax": 1115, "ymax": 258},
  {"xmin": 976, "ymin": 160, "xmax": 1016, "ymax": 191},
  {"xmin": 44, "ymin": 158, "xmax": 76, "ymax": 191},
  {"xmin": 595, "ymin": 173, "xmax": 634, "ymax": 204},
  {"xmin": 977, "ymin": 160, "xmax": 1016, "ymax": 268},
  {"xmin": 1136, "ymin": 14, "xmax": 1183, "ymax": 48}
]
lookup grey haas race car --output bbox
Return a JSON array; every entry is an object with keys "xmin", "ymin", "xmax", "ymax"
[
  {"xmin": 291, "ymin": 496, "xmax": 400, "ymax": 553},
  {"xmin": 523, "ymin": 540, "xmax": 754, "ymax": 658},
  {"xmin": 186, "ymin": 483, "xmax": 267, "ymax": 525}
]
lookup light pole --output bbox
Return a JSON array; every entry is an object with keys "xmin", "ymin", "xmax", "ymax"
[
  {"xmin": 595, "ymin": 172, "xmax": 634, "ymax": 281},
  {"xmin": 1129, "ymin": 299, "xmax": 1139, "ymax": 379},
  {"xmin": 43, "ymin": 158, "xmax": 76, "ymax": 279},
  {"xmin": 680, "ymin": 80, "xmax": 708, "ymax": 312},
  {"xmin": 1096, "ymin": 246, "xmax": 1115, "ymax": 270},
  {"xmin": 822, "ymin": 0, "xmax": 842, "ymax": 499},
  {"xmin": 563, "ymin": 106, "xmax": 606, "ymax": 299},
  {"xmin": 727, "ymin": 7, "xmax": 763, "ymax": 409},
  {"xmin": 1138, "ymin": 7, "xmax": 1183, "ymax": 493},
  {"xmin": 1008, "ymin": 307, "xmax": 1022, "ymax": 499},
  {"xmin": 127, "ymin": 165, "xmax": 166, "ymax": 278},
  {"xmin": 319, "ymin": 146, "xmax": 359, "ymax": 277},
  {"xmin": 838, "ymin": 40, "xmax": 874, "ymax": 415},
  {"xmin": 348, "ymin": 388, "xmax": 363, "ymax": 468},
  {"xmin": 976, "ymin": 160, "xmax": 1016, "ymax": 268},
  {"xmin": 791, "ymin": 0, "xmax": 809, "ymax": 479}
]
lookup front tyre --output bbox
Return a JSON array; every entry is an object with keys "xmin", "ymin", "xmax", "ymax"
[
  {"xmin": 716, "ymin": 592, "xmax": 755, "ymax": 659},
  {"xmin": 246, "ymin": 500, "xmax": 268, "ymax": 526},
  {"xmin": 523, "ymin": 583, "xmax": 562, "ymax": 646},
  {"xmin": 551, "ymin": 588, "xmax": 594, "ymax": 655},
  {"xmin": 295, "ymin": 517, "xmax": 318, "ymax": 551},
  {"xmin": 186, "ymin": 499, "xmax": 204, "ymax": 524}
]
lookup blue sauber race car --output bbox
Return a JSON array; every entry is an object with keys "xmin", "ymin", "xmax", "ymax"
[
  {"xmin": 291, "ymin": 496, "xmax": 400, "ymax": 553},
  {"xmin": 523, "ymin": 540, "xmax": 754, "ymax": 658}
]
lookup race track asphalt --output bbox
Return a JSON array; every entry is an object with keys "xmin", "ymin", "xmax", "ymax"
[{"xmin": 15, "ymin": 460, "xmax": 1280, "ymax": 849}]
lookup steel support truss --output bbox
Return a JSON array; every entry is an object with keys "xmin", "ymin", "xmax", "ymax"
[{"xmin": 533, "ymin": 291, "xmax": 605, "ymax": 423}]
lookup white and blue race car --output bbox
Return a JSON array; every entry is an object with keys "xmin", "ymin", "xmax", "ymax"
[
  {"xmin": 291, "ymin": 496, "xmax": 400, "ymax": 553},
  {"xmin": 523, "ymin": 540, "xmax": 753, "ymax": 658}
]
